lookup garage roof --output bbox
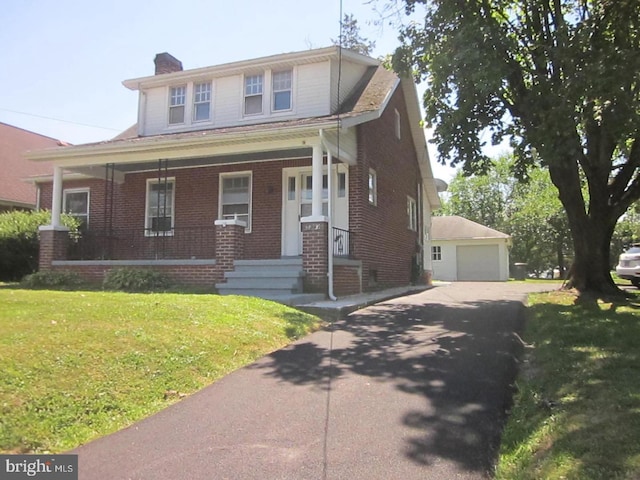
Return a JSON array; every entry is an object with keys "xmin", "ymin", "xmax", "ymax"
[{"xmin": 431, "ymin": 215, "xmax": 511, "ymax": 240}]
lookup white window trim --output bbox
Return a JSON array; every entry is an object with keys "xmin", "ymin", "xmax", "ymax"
[
  {"xmin": 407, "ymin": 195, "xmax": 417, "ymax": 231},
  {"xmin": 368, "ymin": 169, "xmax": 377, "ymax": 206},
  {"xmin": 243, "ymin": 73, "xmax": 264, "ymax": 117},
  {"xmin": 271, "ymin": 69, "xmax": 293, "ymax": 113},
  {"xmin": 63, "ymin": 188, "xmax": 90, "ymax": 227},
  {"xmin": 219, "ymin": 171, "xmax": 253, "ymax": 233},
  {"xmin": 145, "ymin": 177, "xmax": 176, "ymax": 237},
  {"xmin": 193, "ymin": 82, "xmax": 212, "ymax": 123},
  {"xmin": 432, "ymin": 245, "xmax": 442, "ymax": 261},
  {"xmin": 168, "ymin": 85, "xmax": 187, "ymax": 126}
]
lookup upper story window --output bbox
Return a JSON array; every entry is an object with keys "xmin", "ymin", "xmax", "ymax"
[
  {"xmin": 272, "ymin": 70, "xmax": 292, "ymax": 111},
  {"xmin": 169, "ymin": 86, "xmax": 186, "ymax": 124},
  {"xmin": 146, "ymin": 178, "xmax": 175, "ymax": 235},
  {"xmin": 244, "ymin": 74, "xmax": 263, "ymax": 115},
  {"xmin": 193, "ymin": 82, "xmax": 211, "ymax": 122},
  {"xmin": 63, "ymin": 189, "xmax": 90, "ymax": 229}
]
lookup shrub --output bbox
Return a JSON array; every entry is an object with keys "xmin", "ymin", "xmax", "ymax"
[
  {"xmin": 22, "ymin": 270, "xmax": 84, "ymax": 289},
  {"xmin": 103, "ymin": 268, "xmax": 172, "ymax": 292},
  {"xmin": 0, "ymin": 210, "xmax": 80, "ymax": 281}
]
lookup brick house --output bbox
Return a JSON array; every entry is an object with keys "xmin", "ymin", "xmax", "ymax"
[{"xmin": 29, "ymin": 46, "xmax": 441, "ymax": 301}]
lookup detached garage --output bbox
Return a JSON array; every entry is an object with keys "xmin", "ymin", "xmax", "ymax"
[{"xmin": 430, "ymin": 216, "xmax": 511, "ymax": 281}]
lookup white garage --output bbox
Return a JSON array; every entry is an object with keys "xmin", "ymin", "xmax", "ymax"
[{"xmin": 430, "ymin": 216, "xmax": 511, "ymax": 282}]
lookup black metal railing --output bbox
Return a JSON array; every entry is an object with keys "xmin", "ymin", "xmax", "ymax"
[
  {"xmin": 332, "ymin": 227, "xmax": 353, "ymax": 258},
  {"xmin": 67, "ymin": 226, "xmax": 217, "ymax": 261}
]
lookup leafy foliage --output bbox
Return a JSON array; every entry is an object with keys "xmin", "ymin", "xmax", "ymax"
[
  {"xmin": 0, "ymin": 210, "xmax": 80, "ymax": 281},
  {"xmin": 393, "ymin": 0, "xmax": 640, "ymax": 293},
  {"xmin": 332, "ymin": 13, "xmax": 376, "ymax": 55},
  {"xmin": 102, "ymin": 267, "xmax": 172, "ymax": 292},
  {"xmin": 21, "ymin": 270, "xmax": 84, "ymax": 290}
]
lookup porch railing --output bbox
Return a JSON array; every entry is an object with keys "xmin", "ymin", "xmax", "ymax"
[
  {"xmin": 332, "ymin": 227, "xmax": 353, "ymax": 258},
  {"xmin": 67, "ymin": 226, "xmax": 217, "ymax": 261}
]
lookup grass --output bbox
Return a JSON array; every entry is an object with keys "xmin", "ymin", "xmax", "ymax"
[
  {"xmin": 0, "ymin": 288, "xmax": 322, "ymax": 454},
  {"xmin": 496, "ymin": 289, "xmax": 640, "ymax": 479}
]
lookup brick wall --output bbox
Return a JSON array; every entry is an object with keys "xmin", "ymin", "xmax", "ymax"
[
  {"xmin": 333, "ymin": 264, "xmax": 361, "ymax": 296},
  {"xmin": 39, "ymin": 158, "xmax": 313, "ymax": 261},
  {"xmin": 350, "ymin": 86, "xmax": 422, "ymax": 290},
  {"xmin": 302, "ymin": 220, "xmax": 328, "ymax": 293}
]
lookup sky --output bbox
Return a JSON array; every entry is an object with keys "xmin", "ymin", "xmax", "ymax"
[{"xmin": 0, "ymin": 0, "xmax": 459, "ymax": 182}]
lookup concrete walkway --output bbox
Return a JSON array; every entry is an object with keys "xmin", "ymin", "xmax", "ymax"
[{"xmin": 73, "ymin": 281, "xmax": 561, "ymax": 480}]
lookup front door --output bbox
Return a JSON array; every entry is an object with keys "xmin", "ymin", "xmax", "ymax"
[{"xmin": 281, "ymin": 166, "xmax": 349, "ymax": 256}]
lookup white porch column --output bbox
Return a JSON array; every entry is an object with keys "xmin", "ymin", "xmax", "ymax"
[
  {"xmin": 311, "ymin": 144, "xmax": 324, "ymax": 217},
  {"xmin": 51, "ymin": 166, "xmax": 64, "ymax": 228}
]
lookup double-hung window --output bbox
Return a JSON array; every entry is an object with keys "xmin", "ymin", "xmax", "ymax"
[
  {"xmin": 220, "ymin": 173, "xmax": 252, "ymax": 231},
  {"xmin": 169, "ymin": 86, "xmax": 186, "ymax": 124},
  {"xmin": 193, "ymin": 82, "xmax": 211, "ymax": 122},
  {"xmin": 407, "ymin": 196, "xmax": 417, "ymax": 231},
  {"xmin": 146, "ymin": 179, "xmax": 175, "ymax": 235},
  {"xmin": 244, "ymin": 74, "xmax": 263, "ymax": 115},
  {"xmin": 272, "ymin": 70, "xmax": 292, "ymax": 111},
  {"xmin": 63, "ymin": 189, "xmax": 90, "ymax": 229}
]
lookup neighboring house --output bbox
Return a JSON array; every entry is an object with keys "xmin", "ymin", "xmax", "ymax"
[
  {"xmin": 0, "ymin": 122, "xmax": 60, "ymax": 211},
  {"xmin": 28, "ymin": 46, "xmax": 442, "ymax": 301},
  {"xmin": 430, "ymin": 215, "xmax": 511, "ymax": 282}
]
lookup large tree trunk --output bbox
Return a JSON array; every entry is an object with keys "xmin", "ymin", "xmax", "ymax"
[{"xmin": 547, "ymin": 154, "xmax": 621, "ymax": 295}]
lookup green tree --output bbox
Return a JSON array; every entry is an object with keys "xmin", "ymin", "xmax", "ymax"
[
  {"xmin": 393, "ymin": 0, "xmax": 640, "ymax": 295},
  {"xmin": 508, "ymin": 167, "xmax": 572, "ymax": 276},
  {"xmin": 332, "ymin": 13, "xmax": 376, "ymax": 56},
  {"xmin": 440, "ymin": 155, "xmax": 513, "ymax": 230}
]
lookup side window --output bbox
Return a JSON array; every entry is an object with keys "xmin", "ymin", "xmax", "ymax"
[
  {"xmin": 432, "ymin": 245, "xmax": 442, "ymax": 261},
  {"xmin": 368, "ymin": 169, "xmax": 377, "ymax": 205},
  {"xmin": 407, "ymin": 196, "xmax": 417, "ymax": 231}
]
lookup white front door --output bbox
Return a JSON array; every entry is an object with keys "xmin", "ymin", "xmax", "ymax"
[{"xmin": 281, "ymin": 166, "xmax": 349, "ymax": 256}]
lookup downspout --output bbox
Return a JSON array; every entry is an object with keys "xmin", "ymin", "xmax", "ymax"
[{"xmin": 320, "ymin": 129, "xmax": 337, "ymax": 301}]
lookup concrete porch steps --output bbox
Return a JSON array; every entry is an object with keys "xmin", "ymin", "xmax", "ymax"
[{"xmin": 216, "ymin": 258, "xmax": 324, "ymax": 305}]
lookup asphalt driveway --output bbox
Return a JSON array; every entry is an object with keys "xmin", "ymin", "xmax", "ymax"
[{"xmin": 73, "ymin": 281, "xmax": 559, "ymax": 479}]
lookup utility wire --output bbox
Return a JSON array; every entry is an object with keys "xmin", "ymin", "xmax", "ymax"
[
  {"xmin": 0, "ymin": 107, "xmax": 122, "ymax": 132},
  {"xmin": 322, "ymin": 3, "xmax": 344, "ymax": 479}
]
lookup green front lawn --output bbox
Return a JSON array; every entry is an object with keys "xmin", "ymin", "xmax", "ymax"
[
  {"xmin": 0, "ymin": 288, "xmax": 321, "ymax": 453},
  {"xmin": 496, "ymin": 290, "xmax": 640, "ymax": 479}
]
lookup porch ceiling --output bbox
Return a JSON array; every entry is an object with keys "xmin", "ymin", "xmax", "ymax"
[{"xmin": 71, "ymin": 147, "xmax": 314, "ymax": 174}]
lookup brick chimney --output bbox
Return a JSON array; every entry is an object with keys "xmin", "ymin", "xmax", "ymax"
[{"xmin": 154, "ymin": 53, "xmax": 183, "ymax": 75}]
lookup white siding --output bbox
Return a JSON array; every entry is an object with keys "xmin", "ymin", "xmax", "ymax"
[
  {"xmin": 138, "ymin": 57, "xmax": 372, "ymax": 136},
  {"xmin": 296, "ymin": 62, "xmax": 331, "ymax": 117},
  {"xmin": 215, "ymin": 75, "xmax": 242, "ymax": 125},
  {"xmin": 432, "ymin": 239, "xmax": 510, "ymax": 281},
  {"xmin": 330, "ymin": 59, "xmax": 369, "ymax": 113},
  {"xmin": 142, "ymin": 87, "xmax": 169, "ymax": 135}
]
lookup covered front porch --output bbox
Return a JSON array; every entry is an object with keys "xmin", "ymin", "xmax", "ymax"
[{"xmin": 35, "ymin": 124, "xmax": 363, "ymax": 298}]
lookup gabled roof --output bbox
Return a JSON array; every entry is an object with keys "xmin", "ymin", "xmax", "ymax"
[
  {"xmin": 431, "ymin": 215, "xmax": 510, "ymax": 241},
  {"xmin": 0, "ymin": 122, "xmax": 61, "ymax": 208}
]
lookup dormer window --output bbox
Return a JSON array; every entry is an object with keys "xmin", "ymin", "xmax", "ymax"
[
  {"xmin": 169, "ymin": 86, "xmax": 186, "ymax": 124},
  {"xmin": 244, "ymin": 74, "xmax": 263, "ymax": 115},
  {"xmin": 193, "ymin": 82, "xmax": 211, "ymax": 122},
  {"xmin": 272, "ymin": 70, "xmax": 292, "ymax": 111}
]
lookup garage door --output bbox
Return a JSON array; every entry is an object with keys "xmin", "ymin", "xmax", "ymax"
[{"xmin": 456, "ymin": 245, "xmax": 500, "ymax": 281}]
